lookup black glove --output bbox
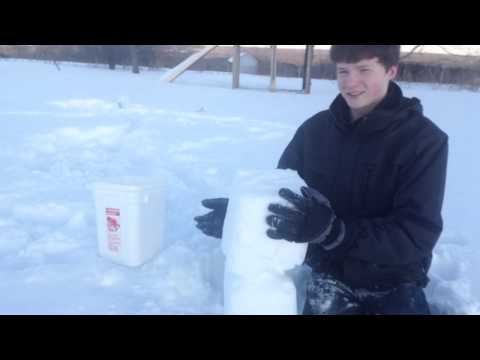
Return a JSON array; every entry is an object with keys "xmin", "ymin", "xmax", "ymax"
[
  {"xmin": 266, "ymin": 186, "xmax": 345, "ymax": 249},
  {"xmin": 194, "ymin": 198, "xmax": 229, "ymax": 239}
]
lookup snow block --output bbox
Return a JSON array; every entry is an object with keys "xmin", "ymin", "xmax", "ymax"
[{"xmin": 222, "ymin": 169, "xmax": 308, "ymax": 314}]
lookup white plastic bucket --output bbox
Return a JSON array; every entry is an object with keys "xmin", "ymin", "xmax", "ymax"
[{"xmin": 93, "ymin": 179, "xmax": 167, "ymax": 267}]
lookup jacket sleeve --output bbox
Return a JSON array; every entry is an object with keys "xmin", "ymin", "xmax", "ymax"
[
  {"xmin": 277, "ymin": 125, "xmax": 304, "ymax": 175},
  {"xmin": 338, "ymin": 132, "xmax": 449, "ymax": 266}
]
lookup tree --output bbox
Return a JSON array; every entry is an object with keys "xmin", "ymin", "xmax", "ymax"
[
  {"xmin": 130, "ymin": 45, "xmax": 139, "ymax": 74},
  {"xmin": 102, "ymin": 45, "xmax": 117, "ymax": 70}
]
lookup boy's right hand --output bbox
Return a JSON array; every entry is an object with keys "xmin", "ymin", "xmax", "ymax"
[{"xmin": 194, "ymin": 198, "xmax": 229, "ymax": 239}]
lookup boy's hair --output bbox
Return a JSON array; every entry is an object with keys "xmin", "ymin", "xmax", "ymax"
[{"xmin": 330, "ymin": 45, "xmax": 401, "ymax": 69}]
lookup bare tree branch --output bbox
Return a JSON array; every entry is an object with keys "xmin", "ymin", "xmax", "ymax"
[
  {"xmin": 438, "ymin": 45, "xmax": 462, "ymax": 56},
  {"xmin": 400, "ymin": 45, "xmax": 423, "ymax": 61}
]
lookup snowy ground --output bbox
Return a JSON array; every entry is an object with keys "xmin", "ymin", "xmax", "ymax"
[{"xmin": 1, "ymin": 59, "xmax": 479, "ymax": 314}]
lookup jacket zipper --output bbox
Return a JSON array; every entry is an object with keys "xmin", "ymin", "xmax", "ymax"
[{"xmin": 362, "ymin": 164, "xmax": 375, "ymax": 210}]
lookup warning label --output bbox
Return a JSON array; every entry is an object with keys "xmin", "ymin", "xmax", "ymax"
[{"xmin": 106, "ymin": 208, "xmax": 121, "ymax": 252}]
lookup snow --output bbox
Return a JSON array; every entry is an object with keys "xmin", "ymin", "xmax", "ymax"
[
  {"xmin": 1, "ymin": 58, "xmax": 479, "ymax": 314},
  {"xmin": 222, "ymin": 170, "xmax": 308, "ymax": 314}
]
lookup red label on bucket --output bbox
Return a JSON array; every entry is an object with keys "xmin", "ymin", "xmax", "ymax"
[{"xmin": 106, "ymin": 208, "xmax": 121, "ymax": 252}]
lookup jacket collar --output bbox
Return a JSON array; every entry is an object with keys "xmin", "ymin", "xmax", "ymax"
[{"xmin": 329, "ymin": 82, "xmax": 423, "ymax": 135}]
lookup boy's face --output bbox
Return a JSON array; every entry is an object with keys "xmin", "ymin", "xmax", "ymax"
[{"xmin": 336, "ymin": 57, "xmax": 398, "ymax": 117}]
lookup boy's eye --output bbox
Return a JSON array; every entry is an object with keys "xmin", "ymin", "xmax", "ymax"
[{"xmin": 360, "ymin": 68, "xmax": 371, "ymax": 73}]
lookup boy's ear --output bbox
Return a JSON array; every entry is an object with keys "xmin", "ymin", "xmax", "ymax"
[{"xmin": 387, "ymin": 65, "xmax": 399, "ymax": 80}]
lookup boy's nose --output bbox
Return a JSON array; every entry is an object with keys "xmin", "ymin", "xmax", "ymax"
[
  {"xmin": 341, "ymin": 76, "xmax": 365, "ymax": 93},
  {"xmin": 342, "ymin": 73, "xmax": 361, "ymax": 88}
]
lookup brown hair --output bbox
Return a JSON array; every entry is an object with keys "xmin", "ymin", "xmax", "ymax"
[{"xmin": 330, "ymin": 45, "xmax": 401, "ymax": 69}]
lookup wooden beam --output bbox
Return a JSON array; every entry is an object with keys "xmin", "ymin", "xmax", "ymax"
[
  {"xmin": 232, "ymin": 45, "xmax": 241, "ymax": 89},
  {"xmin": 303, "ymin": 45, "xmax": 314, "ymax": 94},
  {"xmin": 270, "ymin": 45, "xmax": 277, "ymax": 91},
  {"xmin": 161, "ymin": 45, "xmax": 218, "ymax": 82}
]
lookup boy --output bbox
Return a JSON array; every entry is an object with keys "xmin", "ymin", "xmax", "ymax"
[{"xmin": 195, "ymin": 45, "xmax": 448, "ymax": 315}]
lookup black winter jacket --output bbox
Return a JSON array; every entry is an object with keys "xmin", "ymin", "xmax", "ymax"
[{"xmin": 278, "ymin": 82, "xmax": 448, "ymax": 290}]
